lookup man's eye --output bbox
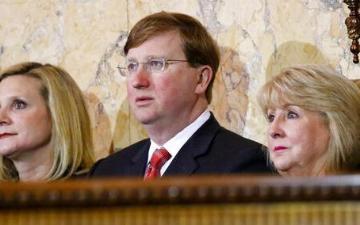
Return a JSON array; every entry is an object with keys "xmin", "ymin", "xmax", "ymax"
[
  {"xmin": 149, "ymin": 60, "xmax": 164, "ymax": 71},
  {"xmin": 287, "ymin": 111, "xmax": 299, "ymax": 119},
  {"xmin": 12, "ymin": 100, "xmax": 27, "ymax": 110},
  {"xmin": 127, "ymin": 62, "xmax": 138, "ymax": 72}
]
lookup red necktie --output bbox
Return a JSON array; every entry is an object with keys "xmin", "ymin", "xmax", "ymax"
[{"xmin": 144, "ymin": 148, "xmax": 171, "ymax": 180}]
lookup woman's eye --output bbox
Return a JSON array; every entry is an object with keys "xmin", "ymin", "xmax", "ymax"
[
  {"xmin": 266, "ymin": 114, "xmax": 275, "ymax": 122},
  {"xmin": 287, "ymin": 111, "xmax": 299, "ymax": 119},
  {"xmin": 12, "ymin": 100, "xmax": 27, "ymax": 110}
]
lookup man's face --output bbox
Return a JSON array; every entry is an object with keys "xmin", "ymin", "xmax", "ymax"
[{"xmin": 126, "ymin": 31, "xmax": 202, "ymax": 129}]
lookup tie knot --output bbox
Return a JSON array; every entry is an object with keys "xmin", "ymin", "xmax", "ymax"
[
  {"xmin": 144, "ymin": 147, "xmax": 171, "ymax": 180},
  {"xmin": 149, "ymin": 148, "xmax": 171, "ymax": 168}
]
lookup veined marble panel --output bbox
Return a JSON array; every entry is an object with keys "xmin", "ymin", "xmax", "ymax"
[{"xmin": 0, "ymin": 0, "xmax": 358, "ymax": 159}]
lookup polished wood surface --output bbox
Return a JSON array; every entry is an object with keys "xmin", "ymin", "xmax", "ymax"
[
  {"xmin": 1, "ymin": 175, "xmax": 360, "ymax": 225},
  {"xmin": 2, "ymin": 175, "xmax": 360, "ymax": 207}
]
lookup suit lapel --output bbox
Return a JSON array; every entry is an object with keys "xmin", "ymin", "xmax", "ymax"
[
  {"xmin": 129, "ymin": 140, "xmax": 150, "ymax": 176},
  {"xmin": 164, "ymin": 114, "xmax": 220, "ymax": 176}
]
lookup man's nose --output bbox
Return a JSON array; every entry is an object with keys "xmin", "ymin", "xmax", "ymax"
[{"xmin": 129, "ymin": 64, "xmax": 151, "ymax": 89}]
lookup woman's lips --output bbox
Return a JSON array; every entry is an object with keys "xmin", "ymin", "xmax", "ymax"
[{"xmin": 273, "ymin": 146, "xmax": 288, "ymax": 151}]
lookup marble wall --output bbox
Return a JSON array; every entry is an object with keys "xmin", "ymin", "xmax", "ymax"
[{"xmin": 0, "ymin": 0, "xmax": 358, "ymax": 159}]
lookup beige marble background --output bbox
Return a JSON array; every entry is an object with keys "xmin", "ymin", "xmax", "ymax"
[{"xmin": 0, "ymin": 0, "xmax": 358, "ymax": 159}]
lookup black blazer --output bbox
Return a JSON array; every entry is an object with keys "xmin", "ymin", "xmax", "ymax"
[{"xmin": 89, "ymin": 114, "xmax": 274, "ymax": 177}]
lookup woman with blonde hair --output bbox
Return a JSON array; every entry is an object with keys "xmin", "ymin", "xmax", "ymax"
[
  {"xmin": 257, "ymin": 64, "xmax": 360, "ymax": 176},
  {"xmin": 0, "ymin": 62, "xmax": 94, "ymax": 181},
  {"xmin": 353, "ymin": 79, "xmax": 360, "ymax": 89}
]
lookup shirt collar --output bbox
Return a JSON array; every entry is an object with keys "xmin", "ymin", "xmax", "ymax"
[{"xmin": 148, "ymin": 109, "xmax": 211, "ymax": 172}]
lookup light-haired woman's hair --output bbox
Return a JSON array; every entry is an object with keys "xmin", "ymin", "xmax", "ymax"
[
  {"xmin": 257, "ymin": 64, "xmax": 360, "ymax": 174},
  {"xmin": 0, "ymin": 62, "xmax": 94, "ymax": 181},
  {"xmin": 353, "ymin": 79, "xmax": 360, "ymax": 89}
]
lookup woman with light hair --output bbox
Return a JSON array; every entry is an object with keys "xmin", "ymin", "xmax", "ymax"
[
  {"xmin": 353, "ymin": 79, "xmax": 360, "ymax": 89},
  {"xmin": 0, "ymin": 62, "xmax": 94, "ymax": 181},
  {"xmin": 257, "ymin": 64, "xmax": 360, "ymax": 176}
]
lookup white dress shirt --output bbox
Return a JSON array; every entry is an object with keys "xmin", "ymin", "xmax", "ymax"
[{"xmin": 147, "ymin": 109, "xmax": 211, "ymax": 176}]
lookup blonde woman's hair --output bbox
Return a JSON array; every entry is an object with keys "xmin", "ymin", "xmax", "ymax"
[
  {"xmin": 257, "ymin": 64, "xmax": 360, "ymax": 174},
  {"xmin": 0, "ymin": 62, "xmax": 94, "ymax": 181},
  {"xmin": 353, "ymin": 79, "xmax": 360, "ymax": 89}
]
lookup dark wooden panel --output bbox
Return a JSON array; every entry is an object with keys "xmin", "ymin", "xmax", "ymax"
[{"xmin": 1, "ymin": 175, "xmax": 360, "ymax": 225}]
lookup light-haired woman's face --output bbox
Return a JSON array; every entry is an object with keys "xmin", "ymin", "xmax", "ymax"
[
  {"xmin": 266, "ymin": 105, "xmax": 330, "ymax": 176},
  {"xmin": 0, "ymin": 75, "xmax": 52, "ymax": 160}
]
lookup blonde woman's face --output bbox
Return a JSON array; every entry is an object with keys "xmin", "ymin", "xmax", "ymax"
[
  {"xmin": 266, "ymin": 105, "xmax": 330, "ymax": 176},
  {"xmin": 0, "ymin": 75, "xmax": 52, "ymax": 160}
]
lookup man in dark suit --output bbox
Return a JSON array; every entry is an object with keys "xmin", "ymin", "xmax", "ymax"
[{"xmin": 89, "ymin": 11, "xmax": 273, "ymax": 178}]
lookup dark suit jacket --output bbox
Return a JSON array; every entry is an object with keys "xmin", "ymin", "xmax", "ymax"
[{"xmin": 89, "ymin": 114, "xmax": 274, "ymax": 177}]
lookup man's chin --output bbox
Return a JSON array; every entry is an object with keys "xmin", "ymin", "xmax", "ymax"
[
  {"xmin": 137, "ymin": 117, "xmax": 156, "ymax": 125},
  {"xmin": 133, "ymin": 112, "xmax": 158, "ymax": 125}
]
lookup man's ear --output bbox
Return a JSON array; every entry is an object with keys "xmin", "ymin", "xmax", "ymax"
[{"xmin": 195, "ymin": 65, "xmax": 213, "ymax": 94}]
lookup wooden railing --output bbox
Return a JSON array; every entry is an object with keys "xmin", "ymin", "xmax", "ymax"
[{"xmin": 1, "ymin": 175, "xmax": 360, "ymax": 225}]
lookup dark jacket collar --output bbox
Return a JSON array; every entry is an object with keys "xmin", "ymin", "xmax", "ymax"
[
  {"xmin": 130, "ymin": 113, "xmax": 220, "ymax": 176},
  {"xmin": 164, "ymin": 113, "xmax": 220, "ymax": 175}
]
